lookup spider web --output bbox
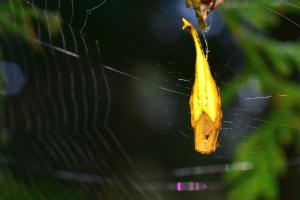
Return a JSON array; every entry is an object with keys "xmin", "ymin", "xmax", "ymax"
[{"xmin": 1, "ymin": 0, "xmax": 300, "ymax": 199}]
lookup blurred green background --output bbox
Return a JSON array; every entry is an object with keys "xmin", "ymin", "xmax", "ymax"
[{"xmin": 0, "ymin": 0, "xmax": 300, "ymax": 199}]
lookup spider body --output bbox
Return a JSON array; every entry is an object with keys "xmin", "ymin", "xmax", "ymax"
[{"xmin": 182, "ymin": 18, "xmax": 222, "ymax": 154}]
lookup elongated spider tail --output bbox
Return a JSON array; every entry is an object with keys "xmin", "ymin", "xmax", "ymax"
[{"xmin": 182, "ymin": 18, "xmax": 192, "ymax": 30}]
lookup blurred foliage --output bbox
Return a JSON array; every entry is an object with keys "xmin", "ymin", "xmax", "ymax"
[
  {"xmin": 0, "ymin": 0, "xmax": 61, "ymax": 139},
  {"xmin": 0, "ymin": 0, "xmax": 61, "ymax": 48},
  {"xmin": 0, "ymin": 0, "xmax": 61, "ymax": 93},
  {"xmin": 188, "ymin": 0, "xmax": 300, "ymax": 199},
  {"xmin": 184, "ymin": 0, "xmax": 300, "ymax": 199},
  {"xmin": 0, "ymin": 0, "xmax": 63, "ymax": 199},
  {"xmin": 0, "ymin": 169, "xmax": 83, "ymax": 200}
]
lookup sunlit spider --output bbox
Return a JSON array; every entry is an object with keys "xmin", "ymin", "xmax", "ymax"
[{"xmin": 182, "ymin": 18, "xmax": 222, "ymax": 154}]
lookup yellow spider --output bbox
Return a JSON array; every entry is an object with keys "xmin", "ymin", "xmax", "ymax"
[{"xmin": 182, "ymin": 18, "xmax": 222, "ymax": 154}]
